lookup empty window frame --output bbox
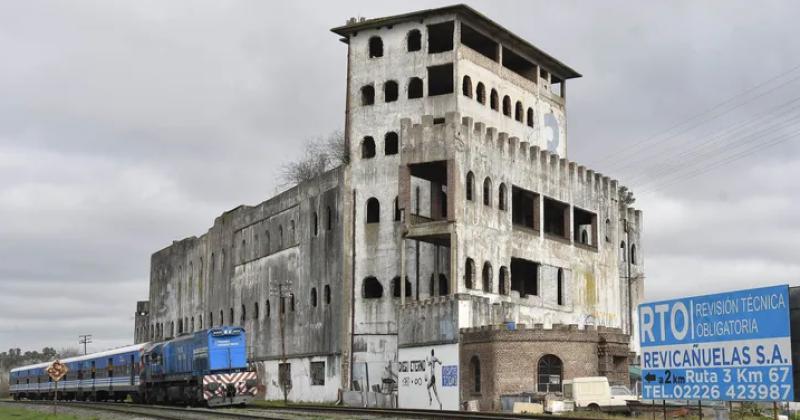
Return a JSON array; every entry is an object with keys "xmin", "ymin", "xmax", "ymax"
[
  {"xmin": 466, "ymin": 171, "xmax": 475, "ymax": 201},
  {"xmin": 471, "ymin": 356, "xmax": 482, "ymax": 393},
  {"xmin": 512, "ymin": 186, "xmax": 539, "ymax": 230},
  {"xmin": 510, "ymin": 257, "xmax": 539, "ymax": 297},
  {"xmin": 427, "ymin": 21, "xmax": 454, "ymax": 53},
  {"xmin": 428, "ymin": 63, "xmax": 454, "ymax": 96},
  {"xmin": 527, "ymin": 107, "xmax": 534, "ymax": 127},
  {"xmin": 604, "ymin": 218, "xmax": 611, "ymax": 242},
  {"xmin": 393, "ymin": 197, "xmax": 401, "ymax": 221},
  {"xmin": 502, "ymin": 95, "xmax": 511, "ymax": 117},
  {"xmin": 362, "ymin": 276, "xmax": 383, "ymax": 298},
  {"xmin": 499, "ymin": 266, "xmax": 508, "ymax": 295},
  {"xmin": 362, "ymin": 136, "xmax": 376, "ymax": 159},
  {"xmin": 368, "ymin": 36, "xmax": 383, "ymax": 58},
  {"xmin": 476, "ymin": 82, "xmax": 486, "ymax": 104},
  {"xmin": 573, "ymin": 206, "xmax": 597, "ymax": 247},
  {"xmin": 407, "ymin": 29, "xmax": 421, "ymax": 52},
  {"xmin": 327, "ymin": 207, "xmax": 333, "ymax": 231},
  {"xmin": 498, "ymin": 183, "xmax": 507, "ymax": 211},
  {"xmin": 630, "ymin": 244, "xmax": 637, "ymax": 265},
  {"xmin": 482, "ymin": 177, "xmax": 492, "ymax": 207},
  {"xmin": 324, "ymin": 285, "xmax": 331, "ymax": 304},
  {"xmin": 438, "ymin": 274, "xmax": 449, "ymax": 296},
  {"xmin": 384, "ymin": 80, "xmax": 398, "ymax": 102},
  {"xmin": 310, "ymin": 361, "xmax": 325, "ymax": 386},
  {"xmin": 462, "ymin": 75, "xmax": 473, "ymax": 98},
  {"xmin": 385, "ymin": 132, "xmax": 399, "ymax": 155},
  {"xmin": 515, "ymin": 101, "xmax": 523, "ymax": 122},
  {"xmin": 361, "ymin": 85, "xmax": 375, "ymax": 105},
  {"xmin": 460, "ymin": 24, "xmax": 498, "ymax": 61},
  {"xmin": 408, "ymin": 77, "xmax": 423, "ymax": 99},
  {"xmin": 620, "ymin": 241, "xmax": 627, "ymax": 262},
  {"xmin": 391, "ymin": 276, "xmax": 412, "ymax": 298},
  {"xmin": 556, "ymin": 268, "xmax": 564, "ymax": 305},
  {"xmin": 490, "ymin": 89, "xmax": 499, "ymax": 111},
  {"xmin": 313, "ymin": 212, "xmax": 318, "ymax": 236},
  {"xmin": 465, "ymin": 257, "xmax": 475, "ymax": 289},
  {"xmin": 240, "ymin": 304, "xmax": 246, "ymax": 324},
  {"xmin": 482, "ymin": 262, "xmax": 492, "ymax": 293},
  {"xmin": 543, "ymin": 197, "xmax": 569, "ymax": 239},
  {"xmin": 366, "ymin": 197, "xmax": 380, "ymax": 223},
  {"xmin": 310, "ymin": 287, "xmax": 317, "ymax": 307},
  {"xmin": 502, "ymin": 46, "xmax": 537, "ymax": 82}
]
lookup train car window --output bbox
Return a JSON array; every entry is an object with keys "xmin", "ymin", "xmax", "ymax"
[{"xmin": 108, "ymin": 357, "xmax": 114, "ymax": 377}]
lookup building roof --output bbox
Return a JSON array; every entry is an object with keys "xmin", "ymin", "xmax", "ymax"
[{"xmin": 330, "ymin": 4, "xmax": 581, "ymax": 80}]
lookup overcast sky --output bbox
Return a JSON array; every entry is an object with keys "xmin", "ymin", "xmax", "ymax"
[{"xmin": 2, "ymin": 0, "xmax": 799, "ymax": 353}]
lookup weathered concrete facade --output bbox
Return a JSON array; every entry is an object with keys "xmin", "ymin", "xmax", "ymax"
[{"xmin": 135, "ymin": 5, "xmax": 644, "ymax": 409}]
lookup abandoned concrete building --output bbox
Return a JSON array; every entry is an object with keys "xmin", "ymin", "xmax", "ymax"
[{"xmin": 133, "ymin": 4, "xmax": 644, "ymax": 410}]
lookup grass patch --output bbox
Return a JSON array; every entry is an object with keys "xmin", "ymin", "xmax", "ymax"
[{"xmin": 0, "ymin": 405, "xmax": 99, "ymax": 420}]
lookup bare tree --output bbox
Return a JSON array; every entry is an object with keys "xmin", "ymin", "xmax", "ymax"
[{"xmin": 279, "ymin": 131, "xmax": 347, "ymax": 187}]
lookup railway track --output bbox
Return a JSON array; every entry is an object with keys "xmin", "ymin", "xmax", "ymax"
[{"xmin": 2, "ymin": 399, "xmax": 604, "ymax": 419}]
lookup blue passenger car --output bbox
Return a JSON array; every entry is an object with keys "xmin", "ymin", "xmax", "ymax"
[{"xmin": 141, "ymin": 326, "xmax": 256, "ymax": 406}]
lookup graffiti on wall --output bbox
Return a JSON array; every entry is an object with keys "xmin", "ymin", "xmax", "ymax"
[{"xmin": 397, "ymin": 344, "xmax": 459, "ymax": 410}]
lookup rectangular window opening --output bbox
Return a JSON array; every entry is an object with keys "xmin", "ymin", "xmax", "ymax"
[
  {"xmin": 551, "ymin": 76, "xmax": 563, "ymax": 97},
  {"xmin": 510, "ymin": 257, "xmax": 539, "ymax": 297},
  {"xmin": 511, "ymin": 186, "xmax": 539, "ymax": 231},
  {"xmin": 427, "ymin": 63, "xmax": 454, "ymax": 96},
  {"xmin": 502, "ymin": 47, "xmax": 537, "ymax": 83},
  {"xmin": 310, "ymin": 361, "xmax": 325, "ymax": 386},
  {"xmin": 460, "ymin": 24, "xmax": 498, "ymax": 61},
  {"xmin": 543, "ymin": 197, "xmax": 569, "ymax": 240},
  {"xmin": 427, "ymin": 21, "xmax": 454, "ymax": 53},
  {"xmin": 573, "ymin": 206, "xmax": 597, "ymax": 247},
  {"xmin": 408, "ymin": 160, "xmax": 449, "ymax": 223}
]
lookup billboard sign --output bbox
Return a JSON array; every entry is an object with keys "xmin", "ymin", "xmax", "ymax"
[
  {"xmin": 640, "ymin": 285, "xmax": 793, "ymax": 401},
  {"xmin": 398, "ymin": 343, "xmax": 459, "ymax": 410}
]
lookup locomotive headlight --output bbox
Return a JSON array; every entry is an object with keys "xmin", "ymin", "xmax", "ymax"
[
  {"xmin": 206, "ymin": 383, "xmax": 220, "ymax": 391},
  {"xmin": 245, "ymin": 379, "xmax": 257, "ymax": 388}
]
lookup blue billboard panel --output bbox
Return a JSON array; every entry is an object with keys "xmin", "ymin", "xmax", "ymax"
[{"xmin": 640, "ymin": 285, "xmax": 793, "ymax": 401}]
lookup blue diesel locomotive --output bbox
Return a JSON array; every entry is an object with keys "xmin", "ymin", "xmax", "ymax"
[{"xmin": 9, "ymin": 326, "xmax": 257, "ymax": 407}]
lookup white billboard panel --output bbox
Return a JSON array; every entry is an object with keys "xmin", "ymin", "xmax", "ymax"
[{"xmin": 398, "ymin": 343, "xmax": 459, "ymax": 410}]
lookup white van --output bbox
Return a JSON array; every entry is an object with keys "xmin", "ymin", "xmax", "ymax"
[{"xmin": 562, "ymin": 377, "xmax": 637, "ymax": 411}]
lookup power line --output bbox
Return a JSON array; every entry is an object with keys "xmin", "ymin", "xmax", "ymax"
[{"xmin": 78, "ymin": 334, "xmax": 92, "ymax": 356}]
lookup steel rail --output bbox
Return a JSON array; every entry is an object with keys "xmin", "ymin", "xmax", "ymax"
[{"xmin": 0, "ymin": 400, "xmax": 288, "ymax": 420}]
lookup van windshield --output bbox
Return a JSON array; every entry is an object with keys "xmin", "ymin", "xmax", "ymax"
[{"xmin": 610, "ymin": 385, "xmax": 632, "ymax": 396}]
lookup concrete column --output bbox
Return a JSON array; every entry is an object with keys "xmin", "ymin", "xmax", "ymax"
[
  {"xmin": 450, "ymin": 230, "xmax": 458, "ymax": 294},
  {"xmin": 400, "ymin": 237, "xmax": 406, "ymax": 306}
]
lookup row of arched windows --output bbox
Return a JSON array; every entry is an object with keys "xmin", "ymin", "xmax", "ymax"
[
  {"xmin": 362, "ymin": 274, "xmax": 449, "ymax": 299},
  {"xmin": 361, "ymin": 78, "xmax": 423, "ymax": 105},
  {"xmin": 464, "ymin": 258, "xmax": 510, "ymax": 295},
  {"xmin": 462, "ymin": 75, "xmax": 535, "ymax": 128},
  {"xmin": 365, "ymin": 196, "xmax": 402, "ymax": 224},
  {"xmin": 361, "ymin": 132, "xmax": 399, "ymax": 159},
  {"xmin": 465, "ymin": 171, "xmax": 508, "ymax": 210},
  {"xmin": 311, "ymin": 206, "xmax": 335, "ymax": 237},
  {"xmin": 368, "ymin": 30, "xmax": 422, "ymax": 59},
  {"xmin": 620, "ymin": 241, "xmax": 638, "ymax": 265}
]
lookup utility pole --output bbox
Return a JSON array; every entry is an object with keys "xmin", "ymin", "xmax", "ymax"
[
  {"xmin": 78, "ymin": 334, "xmax": 92, "ymax": 355},
  {"xmin": 269, "ymin": 277, "xmax": 293, "ymax": 405}
]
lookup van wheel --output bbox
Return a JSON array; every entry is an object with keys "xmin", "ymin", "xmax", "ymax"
[{"xmin": 588, "ymin": 403, "xmax": 600, "ymax": 412}]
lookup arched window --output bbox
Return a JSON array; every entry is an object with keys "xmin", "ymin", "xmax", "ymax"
[
  {"xmin": 605, "ymin": 218, "xmax": 611, "ymax": 242},
  {"xmin": 490, "ymin": 89, "xmax": 499, "ymax": 110},
  {"xmin": 439, "ymin": 274, "xmax": 449, "ymax": 296},
  {"xmin": 429, "ymin": 273, "xmax": 435, "ymax": 296},
  {"xmin": 471, "ymin": 356, "xmax": 481, "ymax": 393},
  {"xmin": 482, "ymin": 262, "xmax": 492, "ymax": 293},
  {"xmin": 240, "ymin": 239, "xmax": 246, "ymax": 263},
  {"xmin": 240, "ymin": 304, "xmax": 245, "ymax": 324},
  {"xmin": 527, "ymin": 107, "xmax": 534, "ymax": 127},
  {"xmin": 502, "ymin": 95, "xmax": 511, "ymax": 117},
  {"xmin": 385, "ymin": 132, "xmax": 399, "ymax": 155},
  {"xmin": 198, "ymin": 314, "xmax": 203, "ymax": 329},
  {"xmin": 220, "ymin": 310, "xmax": 223, "ymax": 326},
  {"xmin": 515, "ymin": 101, "xmax": 523, "ymax": 122},
  {"xmin": 393, "ymin": 197, "xmax": 401, "ymax": 221},
  {"xmin": 391, "ymin": 276, "xmax": 412, "ymax": 298},
  {"xmin": 465, "ymin": 258, "xmax": 475, "ymax": 289},
  {"xmin": 361, "ymin": 136, "xmax": 376, "ymax": 159},
  {"xmin": 254, "ymin": 302, "xmax": 259, "ymax": 319},
  {"xmin": 290, "ymin": 294, "xmax": 295, "ymax": 311},
  {"xmin": 537, "ymin": 355, "xmax": 563, "ymax": 392},
  {"xmin": 466, "ymin": 171, "xmax": 475, "ymax": 201},
  {"xmin": 366, "ymin": 198, "xmax": 380, "ymax": 223},
  {"xmin": 462, "ymin": 75, "xmax": 473, "ymax": 98},
  {"xmin": 327, "ymin": 207, "xmax": 333, "ymax": 231},
  {"xmin": 324, "ymin": 284, "xmax": 331, "ymax": 304},
  {"xmin": 313, "ymin": 212, "xmax": 318, "ymax": 237},
  {"xmin": 476, "ymin": 82, "xmax": 486, "ymax": 104},
  {"xmin": 361, "ymin": 85, "xmax": 375, "ymax": 105},
  {"xmin": 170, "ymin": 322, "xmax": 175, "ymax": 337},
  {"xmin": 266, "ymin": 300, "xmax": 271, "ymax": 317},
  {"xmin": 483, "ymin": 177, "xmax": 492, "ymax": 207},
  {"xmin": 498, "ymin": 183, "xmax": 507, "ymax": 211},
  {"xmin": 384, "ymin": 80, "xmax": 398, "ymax": 102},
  {"xmin": 310, "ymin": 287, "xmax": 318, "ymax": 308},
  {"xmin": 278, "ymin": 225, "xmax": 284, "ymax": 248},
  {"xmin": 407, "ymin": 29, "xmax": 421, "ymax": 52},
  {"xmin": 368, "ymin": 36, "xmax": 383, "ymax": 58},
  {"xmin": 209, "ymin": 312, "xmax": 213, "ymax": 327},
  {"xmin": 230, "ymin": 307, "xmax": 234, "ymax": 324},
  {"xmin": 557, "ymin": 268, "xmax": 564, "ymax": 305},
  {"xmin": 408, "ymin": 77, "xmax": 423, "ymax": 99},
  {"xmin": 265, "ymin": 231, "xmax": 271, "ymax": 253},
  {"xmin": 499, "ymin": 266, "xmax": 508, "ymax": 295},
  {"xmin": 362, "ymin": 276, "xmax": 383, "ymax": 298},
  {"xmin": 178, "ymin": 319, "xmax": 183, "ymax": 334},
  {"xmin": 620, "ymin": 241, "xmax": 627, "ymax": 262},
  {"xmin": 631, "ymin": 244, "xmax": 637, "ymax": 265}
]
